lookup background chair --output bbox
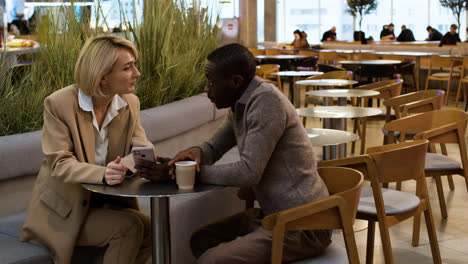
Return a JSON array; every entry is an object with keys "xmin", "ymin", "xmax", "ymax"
[
  {"xmin": 262, "ymin": 167, "xmax": 363, "ymax": 264},
  {"xmin": 248, "ymin": 48, "xmax": 266, "ymax": 56},
  {"xmin": 384, "ymin": 110, "xmax": 468, "ymax": 223},
  {"xmin": 381, "ymin": 90, "xmax": 445, "ymax": 144},
  {"xmin": 255, "ymin": 64, "xmax": 282, "ymax": 92},
  {"xmin": 424, "ymin": 56, "xmax": 461, "ymax": 105},
  {"xmin": 456, "ymin": 57, "xmax": 468, "ymax": 108},
  {"xmin": 317, "ymin": 63, "xmax": 347, "ymax": 73},
  {"xmin": 319, "ymin": 140, "xmax": 441, "ymax": 264},
  {"xmin": 350, "ymin": 79, "xmax": 403, "ymax": 155}
]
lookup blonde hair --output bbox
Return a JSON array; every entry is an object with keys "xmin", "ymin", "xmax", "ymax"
[{"xmin": 74, "ymin": 35, "xmax": 138, "ymax": 97}]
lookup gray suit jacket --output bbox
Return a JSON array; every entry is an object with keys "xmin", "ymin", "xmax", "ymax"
[{"xmin": 199, "ymin": 76, "xmax": 329, "ymax": 216}]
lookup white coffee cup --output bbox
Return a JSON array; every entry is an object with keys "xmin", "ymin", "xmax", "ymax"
[{"xmin": 175, "ymin": 161, "xmax": 196, "ymax": 189}]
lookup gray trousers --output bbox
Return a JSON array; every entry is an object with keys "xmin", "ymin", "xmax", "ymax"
[{"xmin": 191, "ymin": 208, "xmax": 332, "ymax": 264}]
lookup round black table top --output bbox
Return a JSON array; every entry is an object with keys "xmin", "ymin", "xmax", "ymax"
[
  {"xmin": 306, "ymin": 128, "xmax": 360, "ymax": 146},
  {"xmin": 339, "ymin": 60, "xmax": 401, "ymax": 65},
  {"xmin": 255, "ymin": 55, "xmax": 307, "ymax": 60},
  {"xmin": 306, "ymin": 89, "xmax": 379, "ymax": 98},
  {"xmin": 296, "ymin": 106, "xmax": 383, "ymax": 119},
  {"xmin": 82, "ymin": 177, "xmax": 222, "ymax": 198},
  {"xmin": 295, "ymin": 79, "xmax": 358, "ymax": 87},
  {"xmin": 271, "ymin": 71, "xmax": 323, "ymax": 77}
]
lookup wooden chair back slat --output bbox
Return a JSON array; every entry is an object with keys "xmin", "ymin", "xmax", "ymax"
[{"xmin": 367, "ymin": 140, "xmax": 428, "ymax": 183}]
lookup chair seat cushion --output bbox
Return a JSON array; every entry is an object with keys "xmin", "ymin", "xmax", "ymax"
[
  {"xmin": 358, "ymin": 186, "xmax": 421, "ymax": 215},
  {"xmin": 381, "ymin": 127, "xmax": 418, "ymax": 138},
  {"xmin": 431, "ymin": 72, "xmax": 460, "ymax": 78},
  {"xmin": 0, "ymin": 233, "xmax": 53, "ymax": 264},
  {"xmin": 425, "ymin": 153, "xmax": 461, "ymax": 171},
  {"xmin": 381, "ymin": 127, "xmax": 400, "ymax": 137},
  {"xmin": 290, "ymin": 241, "xmax": 348, "ymax": 264}
]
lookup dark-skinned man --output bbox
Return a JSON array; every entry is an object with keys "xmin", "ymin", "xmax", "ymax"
[{"xmin": 145, "ymin": 44, "xmax": 331, "ymax": 263}]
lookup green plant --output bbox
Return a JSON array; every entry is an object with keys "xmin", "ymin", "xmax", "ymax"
[
  {"xmin": 346, "ymin": 0, "xmax": 378, "ymax": 32},
  {"xmin": 0, "ymin": 0, "xmax": 219, "ymax": 136},
  {"xmin": 439, "ymin": 0, "xmax": 467, "ymax": 32}
]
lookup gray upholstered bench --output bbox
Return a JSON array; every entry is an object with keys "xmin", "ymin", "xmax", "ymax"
[{"xmin": 0, "ymin": 212, "xmax": 52, "ymax": 264}]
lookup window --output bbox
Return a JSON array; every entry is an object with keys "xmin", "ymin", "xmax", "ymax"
[
  {"xmin": 430, "ymin": 0, "xmax": 465, "ymax": 40},
  {"xmin": 393, "ymin": 0, "xmax": 428, "ymax": 40},
  {"xmin": 261, "ymin": 0, "xmax": 466, "ymax": 43}
]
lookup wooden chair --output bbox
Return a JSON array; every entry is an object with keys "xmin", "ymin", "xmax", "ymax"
[
  {"xmin": 456, "ymin": 57, "xmax": 468, "ymax": 108},
  {"xmin": 318, "ymin": 52, "xmax": 339, "ymax": 65},
  {"xmin": 319, "ymin": 140, "xmax": 442, "ymax": 264},
  {"xmin": 255, "ymin": 64, "xmax": 282, "ymax": 92},
  {"xmin": 265, "ymin": 49, "xmax": 283, "ymax": 55},
  {"xmin": 382, "ymin": 90, "xmax": 445, "ymax": 144},
  {"xmin": 350, "ymin": 79, "xmax": 403, "ymax": 155},
  {"xmin": 424, "ymin": 56, "xmax": 461, "ymax": 105},
  {"xmin": 384, "ymin": 110, "xmax": 468, "ymax": 223},
  {"xmin": 262, "ymin": 167, "xmax": 363, "ymax": 264},
  {"xmin": 317, "ymin": 63, "xmax": 347, "ymax": 73},
  {"xmin": 248, "ymin": 48, "xmax": 265, "ymax": 56}
]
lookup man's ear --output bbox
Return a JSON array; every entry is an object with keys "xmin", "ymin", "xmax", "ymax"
[{"xmin": 232, "ymin": 74, "xmax": 246, "ymax": 89}]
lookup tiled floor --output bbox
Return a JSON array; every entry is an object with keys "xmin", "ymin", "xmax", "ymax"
[{"xmin": 300, "ymin": 86, "xmax": 468, "ymax": 263}]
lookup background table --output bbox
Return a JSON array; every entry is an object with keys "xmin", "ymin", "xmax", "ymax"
[
  {"xmin": 255, "ymin": 54, "xmax": 310, "ymax": 72},
  {"xmin": 297, "ymin": 106, "xmax": 382, "ymax": 159},
  {"xmin": 296, "ymin": 106, "xmax": 382, "ymax": 130},
  {"xmin": 306, "ymin": 128, "xmax": 360, "ymax": 160},
  {"xmin": 82, "ymin": 178, "xmax": 222, "ymax": 264},
  {"xmin": 339, "ymin": 60, "xmax": 402, "ymax": 83},
  {"xmin": 270, "ymin": 71, "xmax": 323, "ymax": 106},
  {"xmin": 373, "ymin": 52, "xmax": 439, "ymax": 91},
  {"xmin": 306, "ymin": 89, "xmax": 379, "ymax": 106},
  {"xmin": 0, "ymin": 45, "xmax": 40, "ymax": 70},
  {"xmin": 295, "ymin": 79, "xmax": 358, "ymax": 107}
]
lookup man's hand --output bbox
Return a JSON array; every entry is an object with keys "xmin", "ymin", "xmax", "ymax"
[
  {"xmin": 168, "ymin": 147, "xmax": 202, "ymax": 176},
  {"xmin": 104, "ymin": 156, "xmax": 127, "ymax": 185},
  {"xmin": 135, "ymin": 156, "xmax": 172, "ymax": 181}
]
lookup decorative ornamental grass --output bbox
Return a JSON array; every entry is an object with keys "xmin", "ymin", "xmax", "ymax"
[{"xmin": 0, "ymin": 0, "xmax": 219, "ymax": 136}]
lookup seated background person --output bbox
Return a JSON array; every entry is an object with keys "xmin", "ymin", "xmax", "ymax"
[
  {"xmin": 20, "ymin": 35, "xmax": 153, "ymax": 264},
  {"xmin": 167, "ymin": 44, "xmax": 331, "ymax": 263},
  {"xmin": 321, "ymin": 26, "xmax": 337, "ymax": 41},
  {"xmin": 439, "ymin": 24, "xmax": 461, "ymax": 46},
  {"xmin": 380, "ymin": 23, "xmax": 395, "ymax": 40},
  {"xmin": 290, "ymin": 29, "xmax": 310, "ymax": 48},
  {"xmin": 426, "ymin": 26, "xmax": 443, "ymax": 41},
  {"xmin": 397, "ymin": 25, "xmax": 415, "ymax": 42}
]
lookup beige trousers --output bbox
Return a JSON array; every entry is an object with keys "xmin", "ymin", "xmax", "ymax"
[
  {"xmin": 191, "ymin": 208, "xmax": 331, "ymax": 264},
  {"xmin": 75, "ymin": 207, "xmax": 152, "ymax": 264}
]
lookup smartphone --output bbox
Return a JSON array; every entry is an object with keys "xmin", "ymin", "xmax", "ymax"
[{"xmin": 131, "ymin": 147, "xmax": 155, "ymax": 162}]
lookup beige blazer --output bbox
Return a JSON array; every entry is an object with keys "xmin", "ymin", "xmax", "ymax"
[{"xmin": 20, "ymin": 85, "xmax": 153, "ymax": 264}]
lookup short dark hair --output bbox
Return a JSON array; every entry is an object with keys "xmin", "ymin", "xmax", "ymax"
[
  {"xmin": 427, "ymin": 26, "xmax": 433, "ymax": 31},
  {"xmin": 451, "ymin": 24, "xmax": 457, "ymax": 29},
  {"xmin": 389, "ymin": 23, "xmax": 394, "ymax": 27},
  {"xmin": 206, "ymin": 43, "xmax": 256, "ymax": 81},
  {"xmin": 294, "ymin": 29, "xmax": 301, "ymax": 35}
]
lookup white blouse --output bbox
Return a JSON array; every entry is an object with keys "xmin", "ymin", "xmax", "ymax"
[{"xmin": 78, "ymin": 88, "xmax": 128, "ymax": 166}]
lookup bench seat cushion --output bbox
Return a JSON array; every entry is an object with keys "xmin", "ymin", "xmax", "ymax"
[{"xmin": 0, "ymin": 233, "xmax": 52, "ymax": 264}]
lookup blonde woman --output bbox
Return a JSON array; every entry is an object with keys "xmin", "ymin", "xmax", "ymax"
[{"xmin": 20, "ymin": 35, "xmax": 153, "ymax": 264}]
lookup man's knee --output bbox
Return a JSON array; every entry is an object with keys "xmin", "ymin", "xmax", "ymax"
[{"xmin": 116, "ymin": 212, "xmax": 145, "ymax": 242}]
